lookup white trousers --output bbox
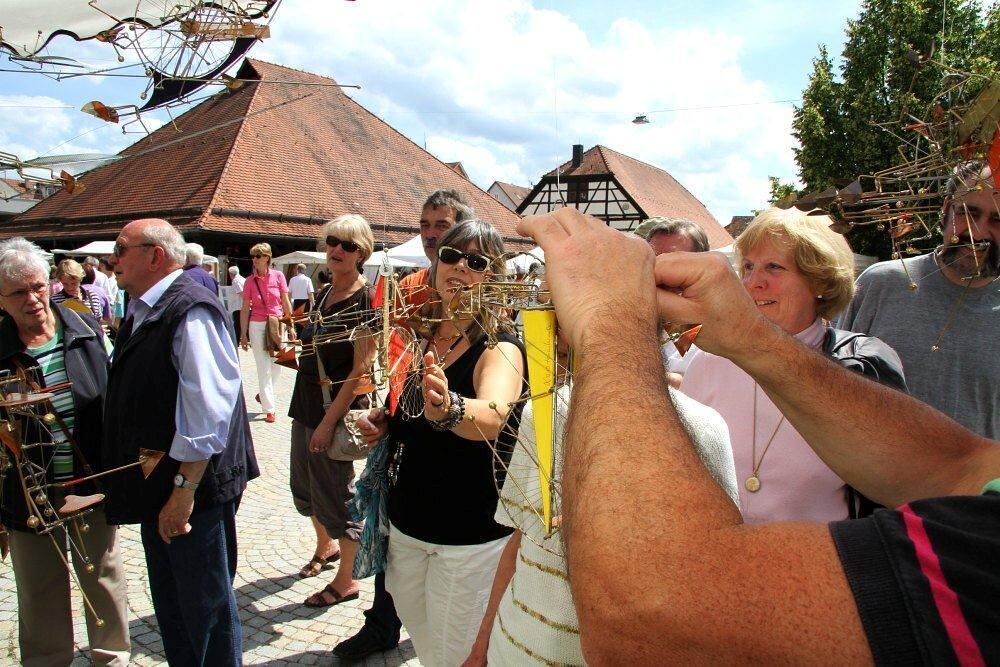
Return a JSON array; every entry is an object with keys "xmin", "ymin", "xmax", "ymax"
[
  {"xmin": 248, "ymin": 320, "xmax": 279, "ymax": 413},
  {"xmin": 386, "ymin": 524, "xmax": 509, "ymax": 667}
]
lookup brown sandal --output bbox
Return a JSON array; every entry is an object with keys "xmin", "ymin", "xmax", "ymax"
[
  {"xmin": 299, "ymin": 551, "xmax": 340, "ymax": 578},
  {"xmin": 304, "ymin": 583, "xmax": 359, "ymax": 608}
]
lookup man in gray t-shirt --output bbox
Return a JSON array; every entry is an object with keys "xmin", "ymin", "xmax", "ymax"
[{"xmin": 838, "ymin": 163, "xmax": 1000, "ymax": 438}]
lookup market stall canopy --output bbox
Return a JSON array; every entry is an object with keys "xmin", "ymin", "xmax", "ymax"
[
  {"xmin": 363, "ymin": 235, "xmax": 430, "ymax": 268},
  {"xmin": 51, "ymin": 241, "xmax": 116, "ymax": 255}
]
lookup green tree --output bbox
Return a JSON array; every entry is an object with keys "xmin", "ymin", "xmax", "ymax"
[{"xmin": 791, "ymin": 0, "xmax": 999, "ymax": 259}]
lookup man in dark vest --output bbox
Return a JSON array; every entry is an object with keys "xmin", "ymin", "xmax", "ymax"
[{"xmin": 104, "ymin": 218, "xmax": 258, "ymax": 666}]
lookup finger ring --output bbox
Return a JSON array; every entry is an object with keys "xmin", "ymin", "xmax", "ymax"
[
  {"xmin": 430, "ymin": 399, "xmax": 444, "ymax": 407},
  {"xmin": 170, "ymin": 529, "xmax": 178, "ymax": 535}
]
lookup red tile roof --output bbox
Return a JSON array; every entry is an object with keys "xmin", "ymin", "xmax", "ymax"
[
  {"xmin": 535, "ymin": 145, "xmax": 732, "ymax": 248},
  {"xmin": 491, "ymin": 181, "xmax": 531, "ymax": 207},
  {"xmin": 7, "ymin": 60, "xmax": 525, "ymax": 248},
  {"xmin": 445, "ymin": 162, "xmax": 469, "ymax": 179}
]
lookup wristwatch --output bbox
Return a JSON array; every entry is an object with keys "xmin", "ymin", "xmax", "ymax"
[{"xmin": 173, "ymin": 473, "xmax": 199, "ymax": 491}]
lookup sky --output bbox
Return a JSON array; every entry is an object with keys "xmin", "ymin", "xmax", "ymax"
[{"xmin": 0, "ymin": 0, "xmax": 866, "ymax": 225}]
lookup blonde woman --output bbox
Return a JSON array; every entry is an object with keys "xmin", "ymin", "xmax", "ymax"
[
  {"xmin": 681, "ymin": 208, "xmax": 907, "ymax": 523},
  {"xmin": 288, "ymin": 215, "xmax": 375, "ymax": 605},
  {"xmin": 239, "ymin": 243, "xmax": 294, "ymax": 423}
]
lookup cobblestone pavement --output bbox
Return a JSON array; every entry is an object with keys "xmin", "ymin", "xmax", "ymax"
[{"xmin": 0, "ymin": 350, "xmax": 419, "ymax": 666}]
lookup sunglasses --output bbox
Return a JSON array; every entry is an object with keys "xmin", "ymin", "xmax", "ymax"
[
  {"xmin": 326, "ymin": 235, "xmax": 360, "ymax": 253},
  {"xmin": 438, "ymin": 246, "xmax": 490, "ymax": 272},
  {"xmin": 112, "ymin": 242, "xmax": 156, "ymax": 257},
  {"xmin": 251, "ymin": 253, "xmax": 270, "ymax": 259}
]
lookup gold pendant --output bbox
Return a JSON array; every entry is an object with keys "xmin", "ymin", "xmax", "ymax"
[{"xmin": 745, "ymin": 475, "xmax": 761, "ymax": 493}]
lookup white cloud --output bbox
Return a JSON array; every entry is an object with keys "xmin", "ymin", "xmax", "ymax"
[{"xmin": 256, "ymin": 0, "xmax": 801, "ymax": 223}]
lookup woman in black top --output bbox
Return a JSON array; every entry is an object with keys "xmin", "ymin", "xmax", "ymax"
[
  {"xmin": 288, "ymin": 214, "xmax": 375, "ymax": 607},
  {"xmin": 362, "ymin": 220, "xmax": 527, "ymax": 666}
]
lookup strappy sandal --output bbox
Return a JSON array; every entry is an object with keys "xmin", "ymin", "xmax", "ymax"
[
  {"xmin": 304, "ymin": 583, "xmax": 359, "ymax": 608},
  {"xmin": 299, "ymin": 551, "xmax": 340, "ymax": 578}
]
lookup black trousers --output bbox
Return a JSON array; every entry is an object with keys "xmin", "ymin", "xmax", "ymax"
[{"xmin": 363, "ymin": 571, "xmax": 401, "ymax": 640}]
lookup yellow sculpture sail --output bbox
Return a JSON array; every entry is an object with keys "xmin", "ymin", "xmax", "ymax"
[{"xmin": 522, "ymin": 309, "xmax": 557, "ymax": 533}]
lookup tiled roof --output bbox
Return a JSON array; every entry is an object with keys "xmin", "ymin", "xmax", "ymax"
[
  {"xmin": 445, "ymin": 162, "xmax": 469, "ymax": 179},
  {"xmin": 491, "ymin": 181, "xmax": 530, "ymax": 207},
  {"xmin": 7, "ymin": 59, "xmax": 525, "ymax": 247},
  {"xmin": 726, "ymin": 215, "xmax": 755, "ymax": 239},
  {"xmin": 538, "ymin": 145, "xmax": 732, "ymax": 248}
]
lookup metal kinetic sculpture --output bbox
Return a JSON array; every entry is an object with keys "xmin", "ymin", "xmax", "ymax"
[{"xmin": 0, "ymin": 366, "xmax": 163, "ymax": 625}]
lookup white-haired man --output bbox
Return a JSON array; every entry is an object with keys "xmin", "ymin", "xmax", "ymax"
[
  {"xmin": 105, "ymin": 219, "xmax": 258, "ymax": 665},
  {"xmin": 182, "ymin": 242, "xmax": 220, "ymax": 296}
]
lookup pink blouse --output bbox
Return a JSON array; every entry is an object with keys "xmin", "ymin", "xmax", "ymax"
[
  {"xmin": 680, "ymin": 318, "xmax": 849, "ymax": 524},
  {"xmin": 243, "ymin": 269, "xmax": 288, "ymax": 322}
]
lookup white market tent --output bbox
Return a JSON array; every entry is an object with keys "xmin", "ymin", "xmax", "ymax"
[
  {"xmin": 363, "ymin": 234, "xmax": 430, "ymax": 269},
  {"xmin": 271, "ymin": 250, "xmax": 327, "ymax": 267},
  {"xmin": 51, "ymin": 240, "xmax": 116, "ymax": 256}
]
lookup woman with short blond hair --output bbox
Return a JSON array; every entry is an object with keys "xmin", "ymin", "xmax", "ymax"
[
  {"xmin": 682, "ymin": 207, "xmax": 907, "ymax": 524},
  {"xmin": 290, "ymin": 215, "xmax": 375, "ymax": 604}
]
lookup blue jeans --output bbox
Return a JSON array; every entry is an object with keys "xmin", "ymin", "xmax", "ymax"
[{"xmin": 140, "ymin": 500, "xmax": 241, "ymax": 666}]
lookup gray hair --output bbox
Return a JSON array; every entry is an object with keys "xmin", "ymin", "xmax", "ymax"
[
  {"xmin": 83, "ymin": 255, "xmax": 99, "ymax": 267},
  {"xmin": 185, "ymin": 242, "xmax": 204, "ymax": 266},
  {"xmin": 639, "ymin": 217, "xmax": 710, "ymax": 252},
  {"xmin": 423, "ymin": 189, "xmax": 474, "ymax": 222},
  {"xmin": 228, "ymin": 266, "xmax": 239, "ymax": 276},
  {"xmin": 0, "ymin": 237, "xmax": 51, "ymax": 290},
  {"xmin": 296, "ymin": 263, "xmax": 306, "ymax": 272},
  {"xmin": 139, "ymin": 220, "xmax": 187, "ymax": 266}
]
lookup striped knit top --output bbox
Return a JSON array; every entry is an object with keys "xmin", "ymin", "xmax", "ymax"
[{"xmin": 26, "ymin": 328, "xmax": 75, "ymax": 481}]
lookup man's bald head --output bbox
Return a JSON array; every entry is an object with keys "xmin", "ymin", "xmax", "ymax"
[{"xmin": 110, "ymin": 218, "xmax": 186, "ymax": 298}]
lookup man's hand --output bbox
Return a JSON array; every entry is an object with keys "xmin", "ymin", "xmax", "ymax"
[
  {"xmin": 653, "ymin": 251, "xmax": 776, "ymax": 362},
  {"xmin": 517, "ymin": 208, "xmax": 658, "ymax": 349},
  {"xmin": 158, "ymin": 488, "xmax": 195, "ymax": 544}
]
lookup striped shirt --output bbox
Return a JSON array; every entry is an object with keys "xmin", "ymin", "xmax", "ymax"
[
  {"xmin": 26, "ymin": 328, "xmax": 75, "ymax": 480},
  {"xmin": 51, "ymin": 287, "xmax": 105, "ymax": 321}
]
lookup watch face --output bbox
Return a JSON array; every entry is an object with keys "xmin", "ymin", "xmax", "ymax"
[{"xmin": 174, "ymin": 474, "xmax": 184, "ymax": 486}]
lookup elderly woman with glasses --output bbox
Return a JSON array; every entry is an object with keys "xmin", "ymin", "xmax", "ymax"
[
  {"xmin": 289, "ymin": 215, "xmax": 377, "ymax": 606},
  {"xmin": 239, "ymin": 242, "xmax": 295, "ymax": 423},
  {"xmin": 681, "ymin": 208, "xmax": 907, "ymax": 524},
  {"xmin": 0, "ymin": 238, "xmax": 130, "ymax": 665},
  {"xmin": 356, "ymin": 219, "xmax": 528, "ymax": 666}
]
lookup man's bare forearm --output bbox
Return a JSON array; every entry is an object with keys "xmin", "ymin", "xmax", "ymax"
[
  {"xmin": 733, "ymin": 321, "xmax": 997, "ymax": 506},
  {"xmin": 564, "ymin": 309, "xmax": 741, "ymax": 662}
]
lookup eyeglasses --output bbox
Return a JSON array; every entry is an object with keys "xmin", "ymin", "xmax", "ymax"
[
  {"xmin": 438, "ymin": 246, "xmax": 491, "ymax": 272},
  {"xmin": 112, "ymin": 242, "xmax": 156, "ymax": 257},
  {"xmin": 250, "ymin": 253, "xmax": 270, "ymax": 259},
  {"xmin": 0, "ymin": 282, "xmax": 48, "ymax": 301},
  {"xmin": 326, "ymin": 236, "xmax": 360, "ymax": 253}
]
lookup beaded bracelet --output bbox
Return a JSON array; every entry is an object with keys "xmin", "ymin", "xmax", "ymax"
[{"xmin": 429, "ymin": 391, "xmax": 465, "ymax": 431}]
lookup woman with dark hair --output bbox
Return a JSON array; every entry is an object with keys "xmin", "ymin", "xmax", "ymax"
[{"xmin": 360, "ymin": 219, "xmax": 527, "ymax": 666}]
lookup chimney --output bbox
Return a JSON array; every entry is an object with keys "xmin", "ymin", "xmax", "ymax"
[{"xmin": 571, "ymin": 144, "xmax": 583, "ymax": 168}]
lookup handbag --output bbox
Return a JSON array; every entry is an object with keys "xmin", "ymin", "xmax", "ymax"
[
  {"xmin": 314, "ymin": 339, "xmax": 374, "ymax": 461},
  {"xmin": 254, "ymin": 274, "xmax": 285, "ymax": 356}
]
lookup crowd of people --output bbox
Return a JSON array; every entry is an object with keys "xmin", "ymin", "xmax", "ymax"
[{"xmin": 0, "ymin": 162, "xmax": 996, "ymax": 666}]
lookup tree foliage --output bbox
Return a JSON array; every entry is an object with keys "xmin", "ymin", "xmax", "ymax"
[{"xmin": 791, "ymin": 0, "xmax": 1000, "ymax": 259}]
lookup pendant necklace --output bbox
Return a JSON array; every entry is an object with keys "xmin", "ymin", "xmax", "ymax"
[{"xmin": 746, "ymin": 382, "xmax": 785, "ymax": 493}]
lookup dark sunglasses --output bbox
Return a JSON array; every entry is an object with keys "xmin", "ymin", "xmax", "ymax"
[
  {"xmin": 326, "ymin": 235, "xmax": 360, "ymax": 253},
  {"xmin": 250, "ymin": 253, "xmax": 270, "ymax": 259},
  {"xmin": 438, "ymin": 246, "xmax": 490, "ymax": 272}
]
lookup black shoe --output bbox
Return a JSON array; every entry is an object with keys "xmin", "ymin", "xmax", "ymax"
[{"xmin": 333, "ymin": 625, "xmax": 400, "ymax": 660}]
